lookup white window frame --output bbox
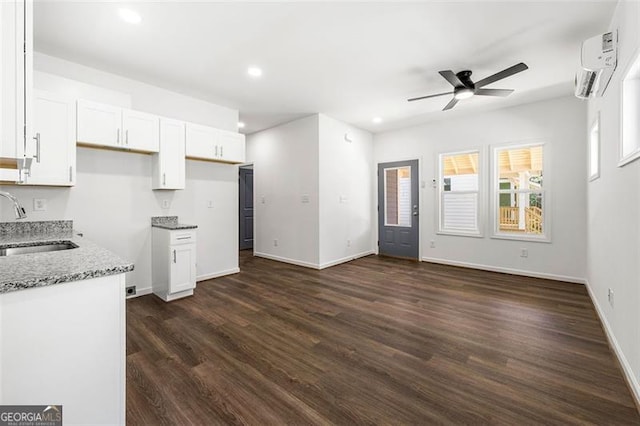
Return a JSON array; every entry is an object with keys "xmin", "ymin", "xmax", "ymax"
[
  {"xmin": 589, "ymin": 112, "xmax": 600, "ymax": 181},
  {"xmin": 619, "ymin": 47, "xmax": 640, "ymax": 167},
  {"xmin": 490, "ymin": 140, "xmax": 550, "ymax": 243},
  {"xmin": 436, "ymin": 148, "xmax": 483, "ymax": 238}
]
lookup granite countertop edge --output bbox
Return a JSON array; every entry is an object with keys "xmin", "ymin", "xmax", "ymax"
[
  {"xmin": 0, "ymin": 231, "xmax": 134, "ymax": 296},
  {"xmin": 151, "ymin": 223, "xmax": 198, "ymax": 230}
]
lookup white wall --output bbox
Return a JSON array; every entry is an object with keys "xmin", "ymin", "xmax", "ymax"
[
  {"xmin": 246, "ymin": 115, "xmax": 320, "ymax": 267},
  {"xmin": 34, "ymin": 53, "xmax": 238, "ymax": 130},
  {"xmin": 586, "ymin": 0, "xmax": 640, "ymax": 402},
  {"xmin": 246, "ymin": 113, "xmax": 375, "ymax": 269},
  {"xmin": 374, "ymin": 96, "xmax": 587, "ymax": 282},
  {"xmin": 318, "ymin": 114, "xmax": 374, "ymax": 267},
  {"xmin": 0, "ymin": 54, "xmax": 241, "ymax": 294}
]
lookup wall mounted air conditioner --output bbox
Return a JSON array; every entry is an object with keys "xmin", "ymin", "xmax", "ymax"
[{"xmin": 575, "ymin": 31, "xmax": 617, "ymax": 99}]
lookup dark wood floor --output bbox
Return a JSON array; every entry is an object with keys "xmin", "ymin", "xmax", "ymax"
[{"xmin": 126, "ymin": 251, "xmax": 640, "ymax": 425}]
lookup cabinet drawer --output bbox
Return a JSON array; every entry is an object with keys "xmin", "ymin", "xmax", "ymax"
[{"xmin": 170, "ymin": 230, "xmax": 196, "ymax": 245}]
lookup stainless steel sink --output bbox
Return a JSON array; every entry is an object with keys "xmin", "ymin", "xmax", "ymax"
[{"xmin": 0, "ymin": 242, "xmax": 78, "ymax": 256}]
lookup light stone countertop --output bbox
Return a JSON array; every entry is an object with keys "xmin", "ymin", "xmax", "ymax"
[
  {"xmin": 151, "ymin": 216, "xmax": 198, "ymax": 230},
  {"xmin": 0, "ymin": 221, "xmax": 134, "ymax": 295}
]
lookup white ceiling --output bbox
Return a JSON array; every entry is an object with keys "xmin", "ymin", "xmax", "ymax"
[{"xmin": 34, "ymin": 1, "xmax": 616, "ymax": 134}]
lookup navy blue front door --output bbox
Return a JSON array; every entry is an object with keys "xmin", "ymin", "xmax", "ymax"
[{"xmin": 377, "ymin": 160, "xmax": 419, "ymax": 259}]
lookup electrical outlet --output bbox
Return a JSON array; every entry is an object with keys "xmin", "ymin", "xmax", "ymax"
[
  {"xmin": 207, "ymin": 200, "xmax": 214, "ymax": 208},
  {"xmin": 430, "ymin": 240, "xmax": 435, "ymax": 248},
  {"xmin": 520, "ymin": 248, "xmax": 528, "ymax": 258},
  {"xmin": 347, "ymin": 239, "xmax": 351, "ymax": 247},
  {"xmin": 608, "ymin": 288, "xmax": 614, "ymax": 306},
  {"xmin": 161, "ymin": 200, "xmax": 170, "ymax": 209},
  {"xmin": 33, "ymin": 198, "xmax": 47, "ymax": 211},
  {"xmin": 301, "ymin": 194, "xmax": 310, "ymax": 204},
  {"xmin": 273, "ymin": 239, "xmax": 278, "ymax": 247},
  {"xmin": 261, "ymin": 196, "xmax": 266, "ymax": 204}
]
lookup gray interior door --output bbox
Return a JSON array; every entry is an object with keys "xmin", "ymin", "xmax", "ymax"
[
  {"xmin": 378, "ymin": 160, "xmax": 419, "ymax": 259},
  {"xmin": 239, "ymin": 167, "xmax": 254, "ymax": 250}
]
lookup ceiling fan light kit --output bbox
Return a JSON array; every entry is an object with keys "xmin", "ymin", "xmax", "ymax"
[{"xmin": 408, "ymin": 62, "xmax": 529, "ymax": 111}]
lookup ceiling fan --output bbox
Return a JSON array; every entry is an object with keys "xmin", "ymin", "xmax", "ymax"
[{"xmin": 408, "ymin": 62, "xmax": 529, "ymax": 111}]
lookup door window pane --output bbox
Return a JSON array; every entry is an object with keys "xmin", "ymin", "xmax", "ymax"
[{"xmin": 385, "ymin": 166, "xmax": 411, "ymax": 227}]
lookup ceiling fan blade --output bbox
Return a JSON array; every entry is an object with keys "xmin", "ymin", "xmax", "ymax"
[
  {"xmin": 439, "ymin": 70, "xmax": 464, "ymax": 87},
  {"xmin": 407, "ymin": 92, "xmax": 453, "ymax": 102},
  {"xmin": 475, "ymin": 62, "xmax": 528, "ymax": 88},
  {"xmin": 474, "ymin": 88, "xmax": 514, "ymax": 97},
  {"xmin": 443, "ymin": 98, "xmax": 458, "ymax": 111}
]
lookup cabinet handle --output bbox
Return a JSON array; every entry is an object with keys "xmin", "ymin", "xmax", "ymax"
[
  {"xmin": 126, "ymin": 129, "xmax": 129, "ymax": 145},
  {"xmin": 69, "ymin": 166, "xmax": 73, "ymax": 182},
  {"xmin": 163, "ymin": 173, "xmax": 166, "ymax": 186},
  {"xmin": 33, "ymin": 133, "xmax": 41, "ymax": 163},
  {"xmin": 117, "ymin": 128, "xmax": 120, "ymax": 144},
  {"xmin": 173, "ymin": 249, "xmax": 177, "ymax": 263}
]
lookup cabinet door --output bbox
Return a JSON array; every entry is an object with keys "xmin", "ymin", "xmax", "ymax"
[
  {"xmin": 154, "ymin": 118, "xmax": 185, "ymax": 189},
  {"xmin": 122, "ymin": 109, "xmax": 159, "ymax": 152},
  {"xmin": 0, "ymin": 0, "xmax": 26, "ymax": 161},
  {"xmin": 77, "ymin": 100, "xmax": 122, "ymax": 148},
  {"xmin": 185, "ymin": 123, "xmax": 217, "ymax": 160},
  {"xmin": 27, "ymin": 91, "xmax": 75, "ymax": 186},
  {"xmin": 218, "ymin": 129, "xmax": 246, "ymax": 164},
  {"xmin": 169, "ymin": 244, "xmax": 196, "ymax": 293}
]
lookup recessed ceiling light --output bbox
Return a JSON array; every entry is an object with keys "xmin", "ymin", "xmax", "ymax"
[
  {"xmin": 119, "ymin": 8, "xmax": 142, "ymax": 24},
  {"xmin": 237, "ymin": 121, "xmax": 246, "ymax": 129},
  {"xmin": 372, "ymin": 117, "xmax": 382, "ymax": 124},
  {"xmin": 247, "ymin": 67, "xmax": 263, "ymax": 78}
]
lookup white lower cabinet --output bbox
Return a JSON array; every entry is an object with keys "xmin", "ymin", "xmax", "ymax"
[
  {"xmin": 25, "ymin": 90, "xmax": 76, "ymax": 186},
  {"xmin": 0, "ymin": 274, "xmax": 126, "ymax": 425},
  {"xmin": 152, "ymin": 228, "xmax": 196, "ymax": 301}
]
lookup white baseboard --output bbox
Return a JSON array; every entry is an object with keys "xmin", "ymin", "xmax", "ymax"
[
  {"xmin": 421, "ymin": 256, "xmax": 585, "ymax": 284},
  {"xmin": 584, "ymin": 280, "xmax": 640, "ymax": 410},
  {"xmin": 126, "ymin": 286, "xmax": 152, "ymax": 299},
  {"xmin": 254, "ymin": 252, "xmax": 320, "ymax": 269},
  {"xmin": 319, "ymin": 250, "xmax": 375, "ymax": 269},
  {"xmin": 197, "ymin": 268, "xmax": 240, "ymax": 282}
]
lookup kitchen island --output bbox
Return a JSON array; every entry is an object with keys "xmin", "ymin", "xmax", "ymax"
[{"xmin": 0, "ymin": 220, "xmax": 133, "ymax": 425}]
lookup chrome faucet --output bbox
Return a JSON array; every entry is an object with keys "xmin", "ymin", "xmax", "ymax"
[{"xmin": 0, "ymin": 191, "xmax": 27, "ymax": 219}]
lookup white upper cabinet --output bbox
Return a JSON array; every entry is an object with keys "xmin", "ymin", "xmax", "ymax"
[
  {"xmin": 185, "ymin": 122, "xmax": 245, "ymax": 164},
  {"xmin": 218, "ymin": 129, "xmax": 246, "ymax": 164},
  {"xmin": 0, "ymin": 0, "xmax": 33, "ymax": 165},
  {"xmin": 185, "ymin": 122, "xmax": 216, "ymax": 160},
  {"xmin": 77, "ymin": 100, "xmax": 160, "ymax": 153},
  {"xmin": 26, "ymin": 90, "xmax": 76, "ymax": 186},
  {"xmin": 152, "ymin": 118, "xmax": 185, "ymax": 190},
  {"xmin": 77, "ymin": 100, "xmax": 122, "ymax": 148},
  {"xmin": 122, "ymin": 109, "xmax": 159, "ymax": 152}
]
